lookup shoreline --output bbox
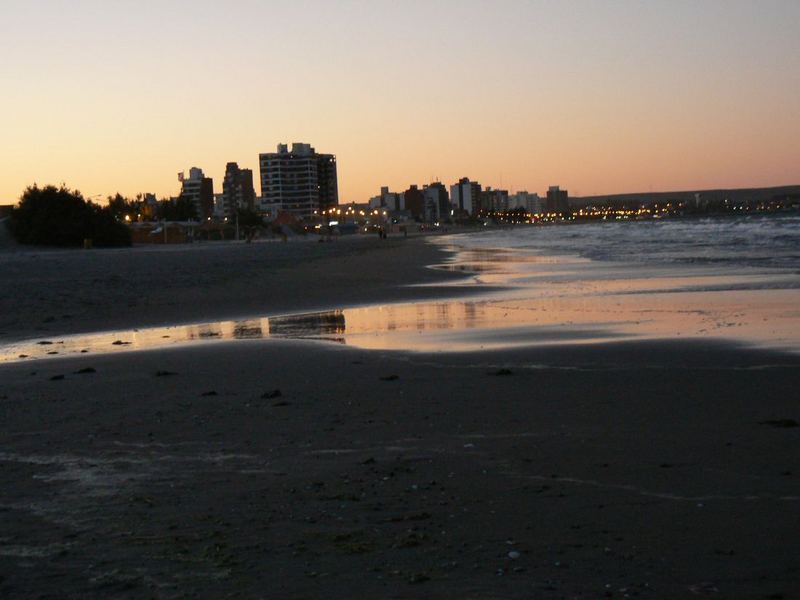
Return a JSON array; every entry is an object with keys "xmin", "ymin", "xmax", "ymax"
[{"xmin": 0, "ymin": 235, "xmax": 489, "ymax": 345}]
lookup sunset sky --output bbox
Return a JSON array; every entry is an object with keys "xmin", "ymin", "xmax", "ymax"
[{"xmin": 1, "ymin": 0, "xmax": 798, "ymax": 204}]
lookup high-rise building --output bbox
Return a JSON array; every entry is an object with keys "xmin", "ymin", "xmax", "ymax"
[
  {"xmin": 423, "ymin": 182, "xmax": 450, "ymax": 222},
  {"xmin": 258, "ymin": 143, "xmax": 338, "ymax": 220},
  {"xmin": 222, "ymin": 162, "xmax": 256, "ymax": 218},
  {"xmin": 180, "ymin": 167, "xmax": 214, "ymax": 220},
  {"xmin": 450, "ymin": 177, "xmax": 482, "ymax": 216},
  {"xmin": 403, "ymin": 185, "xmax": 425, "ymax": 220},
  {"xmin": 480, "ymin": 187, "xmax": 509, "ymax": 213},
  {"xmin": 546, "ymin": 186, "xmax": 570, "ymax": 214}
]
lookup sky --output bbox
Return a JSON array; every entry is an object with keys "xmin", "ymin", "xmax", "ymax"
[{"xmin": 1, "ymin": 0, "xmax": 798, "ymax": 203}]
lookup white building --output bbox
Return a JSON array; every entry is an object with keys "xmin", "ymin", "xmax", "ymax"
[
  {"xmin": 179, "ymin": 167, "xmax": 213, "ymax": 220},
  {"xmin": 450, "ymin": 177, "xmax": 481, "ymax": 216},
  {"xmin": 368, "ymin": 186, "xmax": 404, "ymax": 211},
  {"xmin": 509, "ymin": 191, "xmax": 543, "ymax": 214}
]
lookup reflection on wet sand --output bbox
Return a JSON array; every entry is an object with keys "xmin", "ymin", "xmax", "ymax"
[
  {"xmin": 269, "ymin": 311, "xmax": 346, "ymax": 337},
  {"xmin": 2, "ymin": 241, "xmax": 800, "ymax": 362},
  {"xmin": 0, "ymin": 312, "xmax": 347, "ymax": 363}
]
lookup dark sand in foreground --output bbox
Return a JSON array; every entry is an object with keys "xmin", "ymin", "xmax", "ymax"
[{"xmin": 1, "ymin": 237, "xmax": 799, "ymax": 598}]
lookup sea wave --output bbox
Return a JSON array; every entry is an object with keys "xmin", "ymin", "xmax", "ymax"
[{"xmin": 445, "ymin": 215, "xmax": 800, "ymax": 271}]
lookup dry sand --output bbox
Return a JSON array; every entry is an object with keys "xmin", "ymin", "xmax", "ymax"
[{"xmin": 1, "ymin": 236, "xmax": 799, "ymax": 598}]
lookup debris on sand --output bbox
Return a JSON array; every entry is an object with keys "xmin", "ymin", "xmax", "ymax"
[
  {"xmin": 491, "ymin": 368, "xmax": 513, "ymax": 376},
  {"xmin": 759, "ymin": 419, "xmax": 799, "ymax": 428}
]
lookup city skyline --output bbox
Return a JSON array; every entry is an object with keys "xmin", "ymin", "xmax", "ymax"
[{"xmin": 1, "ymin": 0, "xmax": 798, "ymax": 204}]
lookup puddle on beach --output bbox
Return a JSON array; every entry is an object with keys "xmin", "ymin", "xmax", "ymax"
[{"xmin": 2, "ymin": 245, "xmax": 800, "ymax": 362}]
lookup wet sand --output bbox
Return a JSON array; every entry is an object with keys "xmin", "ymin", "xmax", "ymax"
[
  {"xmin": 0, "ymin": 235, "xmax": 475, "ymax": 344},
  {"xmin": 1, "ymin": 237, "xmax": 799, "ymax": 598}
]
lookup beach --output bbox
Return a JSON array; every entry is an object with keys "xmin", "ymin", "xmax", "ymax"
[
  {"xmin": 1, "ymin": 233, "xmax": 799, "ymax": 598},
  {"xmin": 0, "ymin": 235, "xmax": 475, "ymax": 345}
]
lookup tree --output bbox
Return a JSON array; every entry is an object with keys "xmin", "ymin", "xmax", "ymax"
[
  {"xmin": 106, "ymin": 193, "xmax": 143, "ymax": 222},
  {"xmin": 236, "ymin": 207, "xmax": 264, "ymax": 241},
  {"xmin": 157, "ymin": 196, "xmax": 197, "ymax": 221},
  {"xmin": 9, "ymin": 184, "xmax": 131, "ymax": 247}
]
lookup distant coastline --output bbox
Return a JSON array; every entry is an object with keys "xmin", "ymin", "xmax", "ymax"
[{"xmin": 571, "ymin": 184, "xmax": 800, "ymax": 208}]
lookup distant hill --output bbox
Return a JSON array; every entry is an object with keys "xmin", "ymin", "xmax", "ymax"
[{"xmin": 571, "ymin": 185, "xmax": 800, "ymax": 208}]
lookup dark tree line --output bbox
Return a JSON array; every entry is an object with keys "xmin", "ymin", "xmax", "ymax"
[
  {"xmin": 9, "ymin": 185, "xmax": 131, "ymax": 247},
  {"xmin": 5, "ymin": 184, "xmax": 272, "ymax": 248},
  {"xmin": 106, "ymin": 193, "xmax": 197, "ymax": 222}
]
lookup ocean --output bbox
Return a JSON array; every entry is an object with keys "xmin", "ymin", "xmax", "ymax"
[{"xmin": 441, "ymin": 214, "xmax": 800, "ymax": 272}]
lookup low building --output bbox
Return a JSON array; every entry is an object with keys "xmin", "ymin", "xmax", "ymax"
[
  {"xmin": 129, "ymin": 221, "xmax": 194, "ymax": 244},
  {"xmin": 369, "ymin": 186, "xmax": 404, "ymax": 211},
  {"xmin": 509, "ymin": 191, "xmax": 543, "ymax": 214}
]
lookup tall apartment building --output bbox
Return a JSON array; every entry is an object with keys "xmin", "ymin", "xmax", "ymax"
[
  {"xmin": 222, "ymin": 162, "xmax": 255, "ymax": 218},
  {"xmin": 450, "ymin": 177, "xmax": 482, "ymax": 216},
  {"xmin": 423, "ymin": 182, "xmax": 450, "ymax": 222},
  {"xmin": 179, "ymin": 167, "xmax": 214, "ymax": 220},
  {"xmin": 258, "ymin": 143, "xmax": 338, "ymax": 220},
  {"xmin": 480, "ymin": 187, "xmax": 509, "ymax": 213},
  {"xmin": 403, "ymin": 185, "xmax": 425, "ymax": 220},
  {"xmin": 546, "ymin": 186, "xmax": 570, "ymax": 214}
]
